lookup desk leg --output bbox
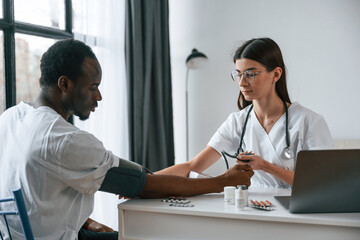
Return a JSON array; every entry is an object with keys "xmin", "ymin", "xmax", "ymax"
[
  {"xmin": 118, "ymin": 209, "xmax": 125, "ymax": 240},
  {"xmin": 118, "ymin": 209, "xmax": 144, "ymax": 240}
]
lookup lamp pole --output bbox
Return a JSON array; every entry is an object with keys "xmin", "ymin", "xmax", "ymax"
[
  {"xmin": 185, "ymin": 67, "xmax": 190, "ymax": 162},
  {"xmin": 185, "ymin": 49, "xmax": 208, "ymax": 162}
]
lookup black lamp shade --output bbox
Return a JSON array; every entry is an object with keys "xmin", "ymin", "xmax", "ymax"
[{"xmin": 185, "ymin": 48, "xmax": 208, "ymax": 69}]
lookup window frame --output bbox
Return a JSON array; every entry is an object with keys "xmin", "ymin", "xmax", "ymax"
[{"xmin": 0, "ymin": 0, "xmax": 73, "ymax": 109}]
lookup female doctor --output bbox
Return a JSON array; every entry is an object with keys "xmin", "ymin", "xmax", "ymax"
[{"xmin": 157, "ymin": 37, "xmax": 333, "ymax": 188}]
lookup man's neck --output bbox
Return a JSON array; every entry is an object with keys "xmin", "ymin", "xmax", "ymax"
[{"xmin": 31, "ymin": 89, "xmax": 70, "ymax": 121}]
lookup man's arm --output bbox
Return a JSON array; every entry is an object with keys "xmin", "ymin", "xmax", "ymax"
[
  {"xmin": 139, "ymin": 164, "xmax": 253, "ymax": 198},
  {"xmin": 99, "ymin": 158, "xmax": 253, "ymax": 198}
]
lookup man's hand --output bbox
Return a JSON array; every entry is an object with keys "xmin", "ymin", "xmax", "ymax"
[
  {"xmin": 83, "ymin": 218, "xmax": 114, "ymax": 233},
  {"xmin": 222, "ymin": 164, "xmax": 254, "ymax": 187}
]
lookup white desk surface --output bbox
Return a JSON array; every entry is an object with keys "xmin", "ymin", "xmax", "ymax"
[{"xmin": 118, "ymin": 188, "xmax": 360, "ymax": 240}]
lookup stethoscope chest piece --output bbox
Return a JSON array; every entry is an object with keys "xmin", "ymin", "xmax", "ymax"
[
  {"xmin": 283, "ymin": 146, "xmax": 295, "ymax": 159},
  {"xmin": 238, "ymin": 100, "xmax": 294, "ymax": 161}
]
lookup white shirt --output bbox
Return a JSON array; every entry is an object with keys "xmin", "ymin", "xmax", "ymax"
[
  {"xmin": 208, "ymin": 102, "xmax": 333, "ymax": 189},
  {"xmin": 0, "ymin": 102, "xmax": 119, "ymax": 240}
]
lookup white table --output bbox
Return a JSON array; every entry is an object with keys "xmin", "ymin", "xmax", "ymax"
[{"xmin": 118, "ymin": 188, "xmax": 360, "ymax": 240}]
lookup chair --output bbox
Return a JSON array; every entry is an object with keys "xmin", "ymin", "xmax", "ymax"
[{"xmin": 0, "ymin": 189, "xmax": 34, "ymax": 240}]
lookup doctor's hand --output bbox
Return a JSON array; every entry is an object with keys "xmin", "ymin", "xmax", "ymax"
[
  {"xmin": 236, "ymin": 152, "xmax": 269, "ymax": 171},
  {"xmin": 83, "ymin": 218, "xmax": 114, "ymax": 233}
]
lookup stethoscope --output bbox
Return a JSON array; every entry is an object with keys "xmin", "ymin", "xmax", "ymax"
[
  {"xmin": 240, "ymin": 100, "xmax": 294, "ymax": 159},
  {"xmin": 221, "ymin": 100, "xmax": 294, "ymax": 169}
]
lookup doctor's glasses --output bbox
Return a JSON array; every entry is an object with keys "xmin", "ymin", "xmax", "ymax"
[{"xmin": 231, "ymin": 70, "xmax": 261, "ymax": 83}]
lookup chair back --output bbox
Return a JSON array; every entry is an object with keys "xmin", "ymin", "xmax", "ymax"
[{"xmin": 0, "ymin": 188, "xmax": 34, "ymax": 240}]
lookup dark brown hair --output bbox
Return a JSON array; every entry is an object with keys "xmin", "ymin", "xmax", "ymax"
[{"xmin": 233, "ymin": 38, "xmax": 291, "ymax": 110}]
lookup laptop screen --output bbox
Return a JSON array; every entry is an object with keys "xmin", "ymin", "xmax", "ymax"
[{"xmin": 280, "ymin": 149, "xmax": 360, "ymax": 213}]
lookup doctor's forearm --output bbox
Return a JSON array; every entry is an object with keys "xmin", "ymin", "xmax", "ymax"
[
  {"xmin": 155, "ymin": 162, "xmax": 191, "ymax": 177},
  {"xmin": 263, "ymin": 162, "xmax": 294, "ymax": 186},
  {"xmin": 155, "ymin": 146, "xmax": 221, "ymax": 177}
]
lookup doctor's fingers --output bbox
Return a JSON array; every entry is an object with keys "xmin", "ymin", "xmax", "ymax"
[
  {"xmin": 237, "ymin": 154, "xmax": 255, "ymax": 161},
  {"xmin": 237, "ymin": 154, "xmax": 255, "ymax": 165},
  {"xmin": 239, "ymin": 151, "xmax": 254, "ymax": 156}
]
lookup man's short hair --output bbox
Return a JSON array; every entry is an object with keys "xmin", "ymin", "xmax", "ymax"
[{"xmin": 40, "ymin": 39, "xmax": 97, "ymax": 87}]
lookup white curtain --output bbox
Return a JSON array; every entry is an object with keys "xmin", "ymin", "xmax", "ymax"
[{"xmin": 73, "ymin": 0, "xmax": 127, "ymax": 230}]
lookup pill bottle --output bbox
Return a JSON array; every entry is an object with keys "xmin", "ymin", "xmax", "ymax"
[
  {"xmin": 224, "ymin": 186, "xmax": 236, "ymax": 205},
  {"xmin": 235, "ymin": 187, "xmax": 245, "ymax": 210},
  {"xmin": 241, "ymin": 185, "xmax": 249, "ymax": 207}
]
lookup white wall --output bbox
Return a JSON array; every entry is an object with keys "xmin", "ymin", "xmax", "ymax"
[{"xmin": 169, "ymin": 0, "xmax": 360, "ymax": 164}]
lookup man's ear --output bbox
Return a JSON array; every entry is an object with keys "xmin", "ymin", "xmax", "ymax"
[{"xmin": 57, "ymin": 76, "xmax": 73, "ymax": 93}]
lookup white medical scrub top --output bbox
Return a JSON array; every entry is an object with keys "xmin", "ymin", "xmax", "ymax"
[
  {"xmin": 208, "ymin": 102, "xmax": 333, "ymax": 189},
  {"xmin": 0, "ymin": 102, "xmax": 119, "ymax": 240}
]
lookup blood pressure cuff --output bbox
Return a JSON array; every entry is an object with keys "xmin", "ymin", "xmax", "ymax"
[{"xmin": 99, "ymin": 158, "xmax": 146, "ymax": 197}]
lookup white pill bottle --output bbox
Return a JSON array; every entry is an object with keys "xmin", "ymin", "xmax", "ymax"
[
  {"xmin": 224, "ymin": 186, "xmax": 236, "ymax": 205},
  {"xmin": 235, "ymin": 187, "xmax": 245, "ymax": 210}
]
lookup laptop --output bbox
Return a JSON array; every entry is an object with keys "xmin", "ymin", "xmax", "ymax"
[{"xmin": 275, "ymin": 149, "xmax": 360, "ymax": 213}]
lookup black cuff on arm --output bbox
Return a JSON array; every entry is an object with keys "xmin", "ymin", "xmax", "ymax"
[{"xmin": 99, "ymin": 158, "xmax": 146, "ymax": 197}]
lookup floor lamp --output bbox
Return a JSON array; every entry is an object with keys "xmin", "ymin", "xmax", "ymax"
[{"xmin": 185, "ymin": 48, "xmax": 208, "ymax": 162}]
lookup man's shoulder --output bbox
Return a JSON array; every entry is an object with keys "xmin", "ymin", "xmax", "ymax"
[{"xmin": 50, "ymin": 120, "xmax": 101, "ymax": 149}]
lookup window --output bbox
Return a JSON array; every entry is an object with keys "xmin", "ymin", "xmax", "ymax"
[
  {"xmin": 0, "ymin": 0, "xmax": 72, "ymax": 114},
  {"xmin": 14, "ymin": 0, "xmax": 65, "ymax": 29},
  {"xmin": 15, "ymin": 34, "xmax": 55, "ymax": 104}
]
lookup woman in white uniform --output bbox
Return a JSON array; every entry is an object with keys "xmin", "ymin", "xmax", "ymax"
[{"xmin": 157, "ymin": 37, "xmax": 333, "ymax": 188}]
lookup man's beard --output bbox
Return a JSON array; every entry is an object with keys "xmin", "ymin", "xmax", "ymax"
[{"xmin": 77, "ymin": 113, "xmax": 90, "ymax": 121}]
